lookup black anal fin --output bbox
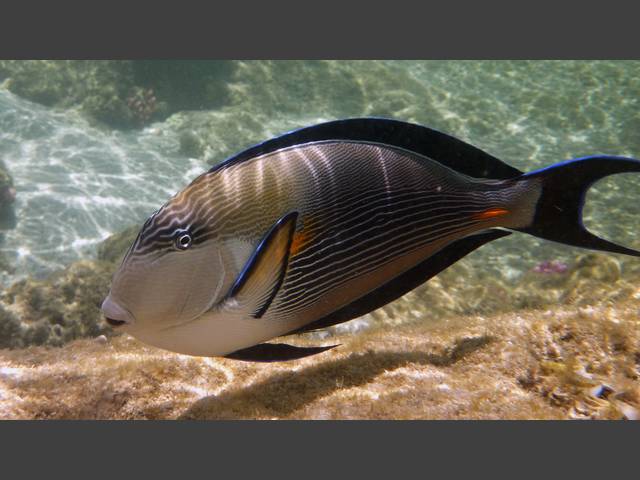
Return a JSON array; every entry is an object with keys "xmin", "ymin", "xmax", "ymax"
[
  {"xmin": 225, "ymin": 343, "xmax": 339, "ymax": 362},
  {"xmin": 291, "ymin": 229, "xmax": 512, "ymax": 334},
  {"xmin": 226, "ymin": 212, "xmax": 298, "ymax": 318}
]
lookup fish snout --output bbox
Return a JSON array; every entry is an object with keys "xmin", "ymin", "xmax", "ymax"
[{"xmin": 101, "ymin": 295, "xmax": 135, "ymax": 328}]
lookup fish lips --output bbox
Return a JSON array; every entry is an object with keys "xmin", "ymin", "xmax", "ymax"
[{"xmin": 101, "ymin": 295, "xmax": 135, "ymax": 328}]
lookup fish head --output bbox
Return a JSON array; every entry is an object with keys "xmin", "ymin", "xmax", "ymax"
[{"xmin": 102, "ymin": 188, "xmax": 228, "ymax": 334}]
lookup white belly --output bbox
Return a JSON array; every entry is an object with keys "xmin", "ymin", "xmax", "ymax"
[{"xmin": 125, "ymin": 310, "xmax": 302, "ymax": 357}]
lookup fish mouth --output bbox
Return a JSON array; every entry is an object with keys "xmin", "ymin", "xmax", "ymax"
[
  {"xmin": 101, "ymin": 295, "xmax": 135, "ymax": 328},
  {"xmin": 105, "ymin": 317, "xmax": 127, "ymax": 327}
]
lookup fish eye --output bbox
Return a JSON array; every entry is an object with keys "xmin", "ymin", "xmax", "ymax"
[{"xmin": 174, "ymin": 229, "xmax": 192, "ymax": 250}]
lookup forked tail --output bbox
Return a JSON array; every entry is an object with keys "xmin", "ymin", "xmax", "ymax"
[{"xmin": 517, "ymin": 155, "xmax": 640, "ymax": 256}]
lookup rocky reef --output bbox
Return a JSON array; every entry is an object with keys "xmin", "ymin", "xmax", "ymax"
[
  {"xmin": 165, "ymin": 60, "xmax": 454, "ymax": 164},
  {"xmin": 0, "ymin": 159, "xmax": 16, "ymax": 229},
  {"xmin": 0, "ymin": 260, "xmax": 114, "ymax": 349},
  {"xmin": 0, "ymin": 60, "xmax": 453, "ymax": 159},
  {"xmin": 2, "ymin": 60, "xmax": 640, "ymax": 357},
  {"xmin": 0, "ymin": 60, "xmax": 235, "ymax": 129},
  {"xmin": 0, "ymin": 225, "xmax": 139, "ymax": 349},
  {"xmin": 0, "ymin": 158, "xmax": 16, "ymax": 273},
  {"xmin": 0, "ymin": 297, "xmax": 637, "ymax": 420},
  {"xmin": 0, "ymin": 60, "xmax": 639, "ymax": 418}
]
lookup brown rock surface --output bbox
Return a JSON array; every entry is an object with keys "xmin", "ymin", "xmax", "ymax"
[{"xmin": 1, "ymin": 300, "xmax": 637, "ymax": 420}]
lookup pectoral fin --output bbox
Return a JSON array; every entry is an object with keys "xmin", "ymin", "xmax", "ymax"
[
  {"xmin": 224, "ymin": 211, "xmax": 298, "ymax": 318},
  {"xmin": 225, "ymin": 342, "xmax": 339, "ymax": 362}
]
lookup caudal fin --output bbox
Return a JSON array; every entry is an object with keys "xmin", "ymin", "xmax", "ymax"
[{"xmin": 517, "ymin": 155, "xmax": 640, "ymax": 256}]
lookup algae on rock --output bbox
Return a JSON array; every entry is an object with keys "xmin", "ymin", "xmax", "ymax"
[
  {"xmin": 0, "ymin": 158, "xmax": 16, "ymax": 232},
  {"xmin": 0, "ymin": 260, "xmax": 115, "ymax": 348},
  {"xmin": 1, "ymin": 299, "xmax": 637, "ymax": 419},
  {"xmin": 96, "ymin": 224, "xmax": 141, "ymax": 264},
  {"xmin": 0, "ymin": 60, "xmax": 237, "ymax": 129}
]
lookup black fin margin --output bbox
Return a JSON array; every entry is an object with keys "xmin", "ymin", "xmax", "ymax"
[
  {"xmin": 291, "ymin": 229, "xmax": 512, "ymax": 334},
  {"xmin": 225, "ymin": 343, "xmax": 339, "ymax": 362},
  {"xmin": 518, "ymin": 155, "xmax": 640, "ymax": 257},
  {"xmin": 209, "ymin": 118, "xmax": 523, "ymax": 180}
]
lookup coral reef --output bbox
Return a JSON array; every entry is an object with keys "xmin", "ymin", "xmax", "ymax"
[
  {"xmin": 0, "ymin": 159, "xmax": 16, "ymax": 273},
  {"xmin": 0, "ymin": 60, "xmax": 235, "ymax": 129},
  {"xmin": 164, "ymin": 60, "xmax": 453, "ymax": 163},
  {"xmin": 126, "ymin": 88, "xmax": 158, "ymax": 126},
  {"xmin": 0, "ymin": 299, "xmax": 637, "ymax": 420},
  {"xmin": 0, "ymin": 223, "xmax": 144, "ymax": 349},
  {"xmin": 0, "ymin": 60, "xmax": 639, "ymax": 419},
  {"xmin": 0, "ymin": 60, "xmax": 459, "ymax": 158},
  {"xmin": 0, "ymin": 260, "xmax": 115, "ymax": 349},
  {"xmin": 0, "ymin": 60, "xmax": 137, "ymax": 128},
  {"xmin": 0, "ymin": 159, "xmax": 16, "ymax": 231},
  {"xmin": 95, "ymin": 224, "xmax": 140, "ymax": 264},
  {"xmin": 0, "ymin": 224, "xmax": 143, "ymax": 349}
]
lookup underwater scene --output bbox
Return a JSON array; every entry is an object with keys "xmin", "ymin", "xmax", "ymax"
[{"xmin": 0, "ymin": 60, "xmax": 639, "ymax": 419}]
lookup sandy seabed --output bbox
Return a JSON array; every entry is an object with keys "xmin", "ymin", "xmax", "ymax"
[{"xmin": 1, "ymin": 300, "xmax": 638, "ymax": 420}]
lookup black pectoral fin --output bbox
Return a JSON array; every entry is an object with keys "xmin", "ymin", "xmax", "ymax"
[
  {"xmin": 225, "ymin": 343, "xmax": 339, "ymax": 362},
  {"xmin": 292, "ymin": 229, "xmax": 512, "ymax": 334},
  {"xmin": 227, "ymin": 212, "xmax": 298, "ymax": 318}
]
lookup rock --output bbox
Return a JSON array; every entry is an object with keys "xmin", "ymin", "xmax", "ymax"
[
  {"xmin": 0, "ymin": 60, "xmax": 237, "ymax": 130},
  {"xmin": 0, "ymin": 223, "xmax": 145, "ymax": 349},
  {"xmin": 160, "ymin": 60, "xmax": 454, "ymax": 165},
  {"xmin": 0, "ymin": 260, "xmax": 115, "ymax": 348},
  {"xmin": 0, "ymin": 60, "xmax": 138, "ymax": 129},
  {"xmin": 0, "ymin": 299, "xmax": 638, "ymax": 419},
  {"xmin": 0, "ymin": 159, "xmax": 16, "ymax": 231},
  {"xmin": 96, "ymin": 224, "xmax": 140, "ymax": 264},
  {"xmin": 0, "ymin": 220, "xmax": 147, "ymax": 349}
]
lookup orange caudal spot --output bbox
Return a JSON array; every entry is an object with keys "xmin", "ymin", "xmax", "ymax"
[{"xmin": 473, "ymin": 208, "xmax": 510, "ymax": 220}]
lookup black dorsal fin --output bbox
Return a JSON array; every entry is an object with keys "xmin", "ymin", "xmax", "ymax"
[
  {"xmin": 209, "ymin": 118, "xmax": 523, "ymax": 180},
  {"xmin": 225, "ymin": 342, "xmax": 339, "ymax": 362},
  {"xmin": 290, "ymin": 229, "xmax": 512, "ymax": 334}
]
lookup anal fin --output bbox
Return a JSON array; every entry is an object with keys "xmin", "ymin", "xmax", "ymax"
[
  {"xmin": 224, "ymin": 211, "xmax": 298, "ymax": 318},
  {"xmin": 225, "ymin": 342, "xmax": 339, "ymax": 362},
  {"xmin": 291, "ymin": 229, "xmax": 512, "ymax": 334}
]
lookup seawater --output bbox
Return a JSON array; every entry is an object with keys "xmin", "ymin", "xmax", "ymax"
[
  {"xmin": 1, "ymin": 60, "xmax": 639, "ymax": 285},
  {"xmin": 0, "ymin": 90, "xmax": 206, "ymax": 279}
]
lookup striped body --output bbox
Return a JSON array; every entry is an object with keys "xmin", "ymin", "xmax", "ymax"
[{"xmin": 111, "ymin": 139, "xmax": 540, "ymax": 356}]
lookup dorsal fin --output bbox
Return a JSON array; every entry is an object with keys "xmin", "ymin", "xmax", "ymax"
[{"xmin": 209, "ymin": 118, "xmax": 523, "ymax": 180}]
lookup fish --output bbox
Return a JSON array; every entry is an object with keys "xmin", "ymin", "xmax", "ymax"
[{"xmin": 101, "ymin": 118, "xmax": 640, "ymax": 362}]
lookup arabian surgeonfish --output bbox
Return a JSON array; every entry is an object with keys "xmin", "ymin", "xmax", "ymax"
[{"xmin": 101, "ymin": 118, "xmax": 640, "ymax": 362}]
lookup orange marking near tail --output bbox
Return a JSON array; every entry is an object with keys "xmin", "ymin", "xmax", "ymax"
[{"xmin": 473, "ymin": 208, "xmax": 510, "ymax": 220}]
